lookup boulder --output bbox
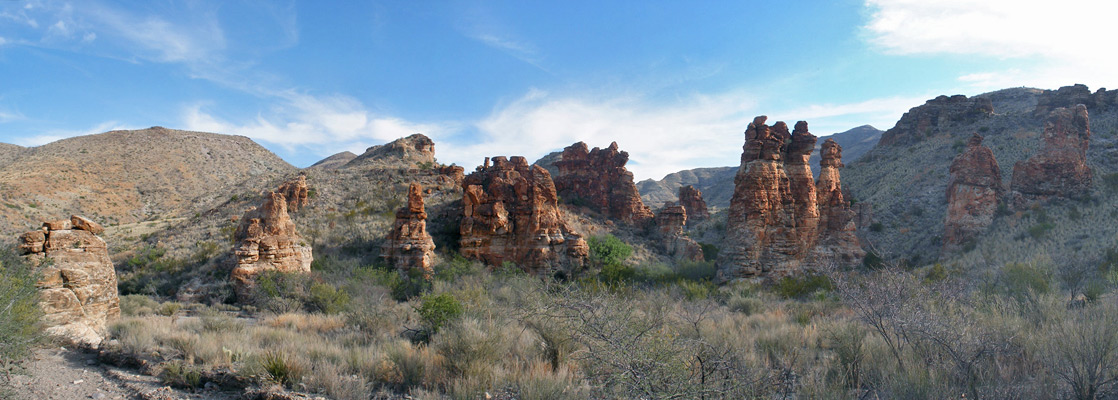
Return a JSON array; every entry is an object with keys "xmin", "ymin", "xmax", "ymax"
[
  {"xmin": 20, "ymin": 216, "xmax": 120, "ymax": 347},
  {"xmin": 459, "ymin": 156, "xmax": 588, "ymax": 277}
]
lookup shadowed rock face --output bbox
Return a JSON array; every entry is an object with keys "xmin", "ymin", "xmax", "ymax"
[
  {"xmin": 678, "ymin": 185, "xmax": 709, "ymax": 223},
  {"xmin": 1011, "ymin": 105, "xmax": 1093, "ymax": 200},
  {"xmin": 1034, "ymin": 84, "xmax": 1118, "ymax": 117},
  {"xmin": 382, "ymin": 183, "xmax": 436, "ymax": 279},
  {"xmin": 718, "ymin": 117, "xmax": 863, "ymax": 282},
  {"xmin": 231, "ymin": 189, "xmax": 313, "ymax": 298},
  {"xmin": 878, "ymin": 95, "xmax": 994, "ymax": 147},
  {"xmin": 554, "ymin": 142, "xmax": 654, "ymax": 225},
  {"xmin": 944, "ymin": 134, "xmax": 1002, "ymax": 252},
  {"xmin": 459, "ymin": 156, "xmax": 588, "ymax": 277},
  {"xmin": 20, "ymin": 215, "xmax": 119, "ymax": 347},
  {"xmin": 654, "ymin": 203, "xmax": 704, "ymax": 262}
]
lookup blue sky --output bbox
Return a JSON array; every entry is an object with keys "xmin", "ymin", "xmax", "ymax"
[{"xmin": 1, "ymin": 1, "xmax": 1117, "ymax": 180}]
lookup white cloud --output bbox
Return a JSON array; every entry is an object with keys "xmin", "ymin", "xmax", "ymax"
[
  {"xmin": 864, "ymin": 0, "xmax": 1118, "ymax": 89},
  {"xmin": 440, "ymin": 89, "xmax": 757, "ymax": 181},
  {"xmin": 0, "ymin": 109, "xmax": 22, "ymax": 123},
  {"xmin": 13, "ymin": 121, "xmax": 132, "ymax": 146},
  {"xmin": 182, "ymin": 93, "xmax": 450, "ymax": 158}
]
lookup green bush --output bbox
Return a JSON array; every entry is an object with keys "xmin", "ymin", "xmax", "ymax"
[
  {"xmin": 0, "ymin": 251, "xmax": 41, "ymax": 383},
  {"xmin": 1002, "ymin": 262, "xmax": 1051, "ymax": 297},
  {"xmin": 863, "ymin": 250, "xmax": 886, "ymax": 270},
  {"xmin": 673, "ymin": 260, "xmax": 717, "ymax": 282},
  {"xmin": 588, "ymin": 234, "xmax": 632, "ymax": 267},
  {"xmin": 308, "ymin": 282, "xmax": 350, "ymax": 314},
  {"xmin": 924, "ymin": 264, "xmax": 949, "ymax": 283},
  {"xmin": 160, "ymin": 360, "xmax": 203, "ymax": 389},
  {"xmin": 727, "ymin": 294, "xmax": 764, "ymax": 315},
  {"xmin": 869, "ymin": 222, "xmax": 884, "ymax": 232},
  {"xmin": 433, "ymin": 254, "xmax": 481, "ymax": 281},
  {"xmin": 677, "ymin": 280, "xmax": 713, "ymax": 300},
  {"xmin": 260, "ymin": 350, "xmax": 304, "ymax": 387},
  {"xmin": 774, "ymin": 274, "xmax": 834, "ymax": 299},
  {"xmin": 699, "ymin": 243, "xmax": 719, "ymax": 262},
  {"xmin": 600, "ymin": 262, "xmax": 637, "ymax": 285},
  {"xmin": 416, "ymin": 293, "xmax": 463, "ymax": 333}
]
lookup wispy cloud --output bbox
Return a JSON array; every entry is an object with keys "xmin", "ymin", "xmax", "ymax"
[
  {"xmin": 864, "ymin": 0, "xmax": 1118, "ymax": 89},
  {"xmin": 457, "ymin": 6, "xmax": 547, "ymax": 72}
]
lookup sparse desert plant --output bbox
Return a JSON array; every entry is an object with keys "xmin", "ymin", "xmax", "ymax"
[
  {"xmin": 1046, "ymin": 303, "xmax": 1118, "ymax": 400},
  {"xmin": 0, "ymin": 250, "xmax": 41, "ymax": 386},
  {"xmin": 416, "ymin": 293, "xmax": 463, "ymax": 334}
]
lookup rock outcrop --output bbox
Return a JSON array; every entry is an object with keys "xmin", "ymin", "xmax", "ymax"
[
  {"xmin": 382, "ymin": 183, "xmax": 437, "ymax": 279},
  {"xmin": 554, "ymin": 142, "xmax": 654, "ymax": 225},
  {"xmin": 231, "ymin": 190, "xmax": 313, "ymax": 298},
  {"xmin": 277, "ymin": 174, "xmax": 310, "ymax": 212},
  {"xmin": 943, "ymin": 134, "xmax": 1002, "ymax": 251},
  {"xmin": 20, "ymin": 215, "xmax": 119, "ymax": 346},
  {"xmin": 1035, "ymin": 84, "xmax": 1117, "ymax": 116},
  {"xmin": 437, "ymin": 165, "xmax": 465, "ymax": 187},
  {"xmin": 717, "ymin": 117, "xmax": 863, "ymax": 281},
  {"xmin": 677, "ymin": 185, "xmax": 709, "ymax": 223},
  {"xmin": 346, "ymin": 133, "xmax": 436, "ymax": 169},
  {"xmin": 878, "ymin": 95, "xmax": 994, "ymax": 147},
  {"xmin": 654, "ymin": 203, "xmax": 704, "ymax": 262},
  {"xmin": 459, "ymin": 156, "xmax": 588, "ymax": 277},
  {"xmin": 1010, "ymin": 105, "xmax": 1093, "ymax": 201}
]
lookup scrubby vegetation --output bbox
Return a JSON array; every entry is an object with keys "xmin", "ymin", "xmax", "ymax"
[{"xmin": 0, "ymin": 249, "xmax": 40, "ymax": 393}]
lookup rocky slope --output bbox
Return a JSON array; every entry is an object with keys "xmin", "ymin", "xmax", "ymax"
[
  {"xmin": 637, "ymin": 125, "xmax": 882, "ymax": 209},
  {"xmin": 0, "ymin": 127, "xmax": 294, "ymax": 237},
  {"xmin": 844, "ymin": 84, "xmax": 1118, "ymax": 272},
  {"xmin": 308, "ymin": 151, "xmax": 357, "ymax": 170}
]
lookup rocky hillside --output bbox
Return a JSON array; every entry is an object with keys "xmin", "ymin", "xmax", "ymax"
[
  {"xmin": 0, "ymin": 127, "xmax": 294, "ymax": 237},
  {"xmin": 636, "ymin": 125, "xmax": 882, "ymax": 209},
  {"xmin": 844, "ymin": 84, "xmax": 1118, "ymax": 273},
  {"xmin": 308, "ymin": 151, "xmax": 357, "ymax": 170}
]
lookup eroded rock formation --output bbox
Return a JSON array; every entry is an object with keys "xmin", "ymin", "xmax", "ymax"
[
  {"xmin": 231, "ymin": 190, "xmax": 313, "ymax": 298},
  {"xmin": 460, "ymin": 156, "xmax": 588, "ymax": 276},
  {"xmin": 20, "ymin": 215, "xmax": 119, "ymax": 346},
  {"xmin": 1035, "ymin": 84, "xmax": 1117, "ymax": 116},
  {"xmin": 277, "ymin": 174, "xmax": 309, "ymax": 212},
  {"xmin": 348, "ymin": 133, "xmax": 436, "ymax": 169},
  {"xmin": 554, "ymin": 142, "xmax": 654, "ymax": 225},
  {"xmin": 879, "ymin": 95, "xmax": 994, "ymax": 147},
  {"xmin": 678, "ymin": 185, "xmax": 709, "ymax": 223},
  {"xmin": 944, "ymin": 134, "xmax": 1002, "ymax": 251},
  {"xmin": 655, "ymin": 203, "xmax": 704, "ymax": 262},
  {"xmin": 1010, "ymin": 105, "xmax": 1093, "ymax": 200},
  {"xmin": 382, "ymin": 183, "xmax": 436, "ymax": 279},
  {"xmin": 718, "ymin": 117, "xmax": 863, "ymax": 281}
]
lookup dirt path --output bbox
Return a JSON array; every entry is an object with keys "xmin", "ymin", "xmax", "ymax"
[{"xmin": 8, "ymin": 347, "xmax": 235, "ymax": 400}]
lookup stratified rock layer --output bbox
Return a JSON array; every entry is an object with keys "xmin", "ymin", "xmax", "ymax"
[
  {"xmin": 944, "ymin": 134, "xmax": 1002, "ymax": 251},
  {"xmin": 382, "ymin": 183, "xmax": 437, "ymax": 279},
  {"xmin": 554, "ymin": 142, "xmax": 654, "ymax": 225},
  {"xmin": 718, "ymin": 117, "xmax": 863, "ymax": 281},
  {"xmin": 1010, "ymin": 105, "xmax": 1093, "ymax": 199},
  {"xmin": 460, "ymin": 156, "xmax": 588, "ymax": 276},
  {"xmin": 678, "ymin": 185, "xmax": 709, "ymax": 223},
  {"xmin": 231, "ymin": 190, "xmax": 313, "ymax": 298},
  {"xmin": 879, "ymin": 95, "xmax": 994, "ymax": 147},
  {"xmin": 277, "ymin": 174, "xmax": 310, "ymax": 212},
  {"xmin": 654, "ymin": 203, "xmax": 704, "ymax": 262},
  {"xmin": 20, "ymin": 216, "xmax": 120, "ymax": 347},
  {"xmin": 1034, "ymin": 84, "xmax": 1117, "ymax": 116}
]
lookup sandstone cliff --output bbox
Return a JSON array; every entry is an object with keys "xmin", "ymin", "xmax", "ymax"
[
  {"xmin": 944, "ymin": 134, "xmax": 1002, "ymax": 251},
  {"xmin": 718, "ymin": 117, "xmax": 862, "ymax": 281},
  {"xmin": 678, "ymin": 185, "xmax": 709, "ymax": 223},
  {"xmin": 231, "ymin": 189, "xmax": 313, "ymax": 298},
  {"xmin": 1011, "ymin": 105, "xmax": 1093, "ymax": 201},
  {"xmin": 654, "ymin": 203, "xmax": 704, "ymax": 262},
  {"xmin": 878, "ymin": 95, "xmax": 994, "ymax": 147},
  {"xmin": 345, "ymin": 133, "xmax": 436, "ymax": 169},
  {"xmin": 554, "ymin": 142, "xmax": 654, "ymax": 225},
  {"xmin": 460, "ymin": 156, "xmax": 588, "ymax": 277},
  {"xmin": 20, "ymin": 215, "xmax": 119, "ymax": 347},
  {"xmin": 382, "ymin": 183, "xmax": 437, "ymax": 279},
  {"xmin": 1034, "ymin": 84, "xmax": 1117, "ymax": 117}
]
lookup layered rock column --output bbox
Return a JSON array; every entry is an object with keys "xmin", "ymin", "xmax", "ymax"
[
  {"xmin": 382, "ymin": 183, "xmax": 437, "ymax": 279},
  {"xmin": 717, "ymin": 117, "xmax": 863, "ymax": 281},
  {"xmin": 943, "ymin": 134, "xmax": 1002, "ymax": 251},
  {"xmin": 231, "ymin": 190, "xmax": 313, "ymax": 298},
  {"xmin": 459, "ymin": 156, "xmax": 588, "ymax": 276},
  {"xmin": 554, "ymin": 142, "xmax": 654, "ymax": 225},
  {"xmin": 1011, "ymin": 105, "xmax": 1093, "ymax": 200},
  {"xmin": 277, "ymin": 174, "xmax": 310, "ymax": 212},
  {"xmin": 654, "ymin": 203, "xmax": 704, "ymax": 262},
  {"xmin": 19, "ymin": 215, "xmax": 120, "ymax": 347},
  {"xmin": 678, "ymin": 185, "xmax": 709, "ymax": 223}
]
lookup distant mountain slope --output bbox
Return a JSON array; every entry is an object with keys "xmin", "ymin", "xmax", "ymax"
[
  {"xmin": 0, "ymin": 127, "xmax": 294, "ymax": 236},
  {"xmin": 0, "ymin": 143, "xmax": 26, "ymax": 164},
  {"xmin": 843, "ymin": 84, "xmax": 1118, "ymax": 270},
  {"xmin": 309, "ymin": 151, "xmax": 357, "ymax": 170},
  {"xmin": 636, "ymin": 125, "xmax": 883, "ymax": 209}
]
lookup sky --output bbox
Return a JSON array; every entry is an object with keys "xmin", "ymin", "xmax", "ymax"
[{"xmin": 2, "ymin": 1, "xmax": 1118, "ymax": 181}]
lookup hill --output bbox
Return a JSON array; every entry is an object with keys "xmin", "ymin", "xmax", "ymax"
[
  {"xmin": 636, "ymin": 124, "xmax": 882, "ymax": 209},
  {"xmin": 0, "ymin": 127, "xmax": 294, "ymax": 237}
]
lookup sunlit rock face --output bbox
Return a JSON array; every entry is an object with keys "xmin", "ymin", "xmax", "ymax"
[
  {"xmin": 231, "ymin": 189, "xmax": 313, "ymax": 299},
  {"xmin": 459, "ymin": 156, "xmax": 588, "ymax": 277},
  {"xmin": 553, "ymin": 141, "xmax": 654, "ymax": 225},
  {"xmin": 382, "ymin": 183, "xmax": 437, "ymax": 279},
  {"xmin": 718, "ymin": 117, "xmax": 862, "ymax": 282}
]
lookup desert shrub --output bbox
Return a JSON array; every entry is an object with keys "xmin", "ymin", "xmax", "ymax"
[
  {"xmin": 924, "ymin": 263, "xmax": 950, "ymax": 283},
  {"xmin": 308, "ymin": 282, "xmax": 350, "ymax": 314},
  {"xmin": 0, "ymin": 250, "xmax": 41, "ymax": 383},
  {"xmin": 870, "ymin": 222, "xmax": 884, "ymax": 232},
  {"xmin": 699, "ymin": 243, "xmax": 719, "ymax": 262},
  {"xmin": 160, "ymin": 360, "xmax": 203, "ymax": 389},
  {"xmin": 1026, "ymin": 222, "xmax": 1056, "ymax": 239},
  {"xmin": 433, "ymin": 254, "xmax": 481, "ymax": 281},
  {"xmin": 599, "ymin": 262, "xmax": 637, "ymax": 285},
  {"xmin": 417, "ymin": 293, "xmax": 463, "ymax": 333},
  {"xmin": 120, "ymin": 294, "xmax": 160, "ymax": 316},
  {"xmin": 774, "ymin": 274, "xmax": 834, "ymax": 299},
  {"xmin": 676, "ymin": 280, "xmax": 713, "ymax": 300},
  {"xmin": 727, "ymin": 294, "xmax": 764, "ymax": 315},
  {"xmin": 260, "ymin": 350, "xmax": 306, "ymax": 387},
  {"xmin": 1002, "ymin": 262, "xmax": 1052, "ymax": 297},
  {"xmin": 673, "ymin": 260, "xmax": 717, "ymax": 282},
  {"xmin": 432, "ymin": 318, "xmax": 505, "ymax": 380},
  {"xmin": 825, "ymin": 322, "xmax": 867, "ymax": 389},
  {"xmin": 158, "ymin": 302, "xmax": 183, "ymax": 316},
  {"xmin": 1103, "ymin": 172, "xmax": 1118, "ymax": 192},
  {"xmin": 863, "ymin": 250, "xmax": 886, "ymax": 270},
  {"xmin": 587, "ymin": 234, "xmax": 632, "ymax": 267}
]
